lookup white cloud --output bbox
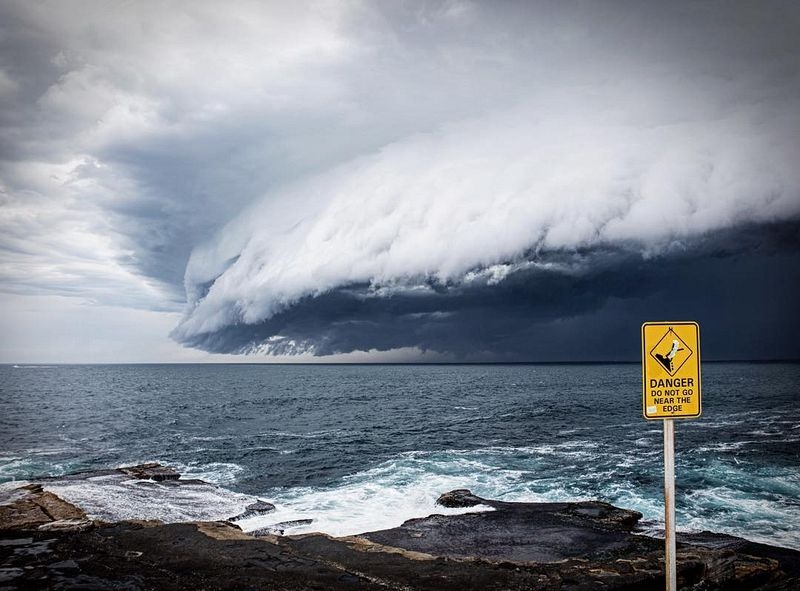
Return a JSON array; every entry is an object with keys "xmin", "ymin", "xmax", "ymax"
[
  {"xmin": 0, "ymin": 157, "xmax": 177, "ymax": 309},
  {"xmin": 176, "ymin": 86, "xmax": 800, "ymax": 342},
  {"xmin": 0, "ymin": 0, "xmax": 362, "ymax": 307}
]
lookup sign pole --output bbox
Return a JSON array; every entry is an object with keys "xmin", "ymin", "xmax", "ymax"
[
  {"xmin": 642, "ymin": 321, "xmax": 701, "ymax": 591},
  {"xmin": 663, "ymin": 417, "xmax": 676, "ymax": 591}
]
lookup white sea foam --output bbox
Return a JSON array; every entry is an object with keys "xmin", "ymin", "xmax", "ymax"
[
  {"xmin": 240, "ymin": 446, "xmax": 598, "ymax": 537},
  {"xmin": 240, "ymin": 461, "xmax": 502, "ymax": 537},
  {"xmin": 188, "ymin": 435, "xmax": 231, "ymax": 442},
  {"xmin": 694, "ymin": 441, "xmax": 750, "ymax": 453},
  {"xmin": 176, "ymin": 462, "xmax": 246, "ymax": 486},
  {"xmin": 270, "ymin": 430, "xmax": 345, "ymax": 439},
  {"xmin": 43, "ymin": 473, "xmax": 254, "ymax": 523},
  {"xmin": 233, "ymin": 446, "xmax": 800, "ymax": 551},
  {"xmin": 681, "ymin": 486, "xmax": 800, "ymax": 549},
  {"xmin": 0, "ymin": 480, "xmax": 32, "ymax": 504},
  {"xmin": 4, "ymin": 440, "xmax": 798, "ymax": 550}
]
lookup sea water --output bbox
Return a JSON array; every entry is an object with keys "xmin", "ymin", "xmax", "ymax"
[{"xmin": 0, "ymin": 363, "xmax": 798, "ymax": 549}]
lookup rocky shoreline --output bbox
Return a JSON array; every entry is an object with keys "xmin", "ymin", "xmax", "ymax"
[{"xmin": 1, "ymin": 464, "xmax": 797, "ymax": 590}]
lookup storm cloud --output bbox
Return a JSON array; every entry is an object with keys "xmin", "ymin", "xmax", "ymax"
[
  {"xmin": 1, "ymin": 1, "xmax": 799, "ymax": 360},
  {"xmin": 175, "ymin": 223, "xmax": 800, "ymax": 360}
]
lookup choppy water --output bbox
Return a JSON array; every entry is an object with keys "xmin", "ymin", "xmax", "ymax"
[{"xmin": 1, "ymin": 363, "xmax": 798, "ymax": 549}]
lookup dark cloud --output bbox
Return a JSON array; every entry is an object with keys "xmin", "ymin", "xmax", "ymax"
[{"xmin": 173, "ymin": 222, "xmax": 800, "ymax": 360}]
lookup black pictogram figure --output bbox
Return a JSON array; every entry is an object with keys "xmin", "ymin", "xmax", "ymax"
[{"xmin": 654, "ymin": 340, "xmax": 683, "ymax": 373}]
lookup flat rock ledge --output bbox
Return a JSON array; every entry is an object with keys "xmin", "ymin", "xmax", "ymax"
[
  {"xmin": 2, "ymin": 475, "xmax": 798, "ymax": 590},
  {"xmin": 0, "ymin": 484, "xmax": 90, "ymax": 533},
  {"xmin": 120, "ymin": 463, "xmax": 181, "ymax": 482}
]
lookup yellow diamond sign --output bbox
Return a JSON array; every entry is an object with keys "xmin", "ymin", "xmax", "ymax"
[{"xmin": 642, "ymin": 321, "xmax": 701, "ymax": 420}]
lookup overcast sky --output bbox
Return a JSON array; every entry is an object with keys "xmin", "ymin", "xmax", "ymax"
[{"xmin": 1, "ymin": 0, "xmax": 799, "ymax": 363}]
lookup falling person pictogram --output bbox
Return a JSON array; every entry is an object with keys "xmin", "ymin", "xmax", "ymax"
[{"xmin": 654, "ymin": 339, "xmax": 683, "ymax": 373}]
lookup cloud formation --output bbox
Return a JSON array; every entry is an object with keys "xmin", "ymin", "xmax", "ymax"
[
  {"xmin": 1, "ymin": 0, "xmax": 365, "ymax": 307},
  {"xmin": 170, "ymin": 2, "xmax": 800, "ymax": 356},
  {"xmin": 1, "ymin": 1, "xmax": 799, "ymax": 359},
  {"xmin": 175, "ymin": 222, "xmax": 800, "ymax": 360}
]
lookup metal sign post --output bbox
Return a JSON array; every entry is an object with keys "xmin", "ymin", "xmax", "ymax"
[
  {"xmin": 663, "ymin": 418, "xmax": 676, "ymax": 591},
  {"xmin": 642, "ymin": 321, "xmax": 702, "ymax": 591}
]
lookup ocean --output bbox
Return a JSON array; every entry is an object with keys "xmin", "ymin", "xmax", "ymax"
[{"xmin": 1, "ymin": 363, "xmax": 798, "ymax": 549}]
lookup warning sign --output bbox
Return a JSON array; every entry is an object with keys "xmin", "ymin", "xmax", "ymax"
[{"xmin": 642, "ymin": 321, "xmax": 701, "ymax": 420}]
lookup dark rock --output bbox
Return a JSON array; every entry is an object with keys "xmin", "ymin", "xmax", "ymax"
[
  {"xmin": 51, "ymin": 573, "xmax": 143, "ymax": 590},
  {"xmin": 8, "ymin": 538, "xmax": 56, "ymax": 557},
  {"xmin": 0, "ymin": 567, "xmax": 24, "ymax": 584},
  {"xmin": 3, "ymin": 475, "xmax": 798, "ymax": 590},
  {"xmin": 1, "ymin": 509, "xmax": 797, "ymax": 590},
  {"xmin": 0, "ymin": 538, "xmax": 33, "ymax": 547},
  {"xmin": 227, "ymin": 500, "xmax": 276, "ymax": 522},
  {"xmin": 48, "ymin": 559, "xmax": 80, "ymax": 572},
  {"xmin": 363, "ymin": 500, "xmax": 646, "ymax": 563},
  {"xmin": 246, "ymin": 500, "xmax": 276, "ymax": 515},
  {"xmin": 557, "ymin": 500, "xmax": 642, "ymax": 530},
  {"xmin": 435, "ymin": 489, "xmax": 485, "ymax": 508},
  {"xmin": 120, "ymin": 463, "xmax": 180, "ymax": 482},
  {"xmin": 284, "ymin": 526, "xmax": 792, "ymax": 591},
  {"xmin": 2, "ymin": 522, "xmax": 381, "ymax": 590},
  {"xmin": 679, "ymin": 531, "xmax": 800, "ymax": 579}
]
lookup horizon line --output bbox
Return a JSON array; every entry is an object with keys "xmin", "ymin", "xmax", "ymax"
[{"xmin": 2, "ymin": 359, "xmax": 799, "ymax": 366}]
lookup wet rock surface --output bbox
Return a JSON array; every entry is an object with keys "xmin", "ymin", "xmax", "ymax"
[
  {"xmin": 1, "ymin": 476, "xmax": 798, "ymax": 590},
  {"xmin": 120, "ymin": 463, "xmax": 181, "ymax": 481},
  {"xmin": 362, "ymin": 497, "xmax": 645, "ymax": 563},
  {"xmin": 228, "ymin": 499, "xmax": 276, "ymax": 522},
  {"xmin": 435, "ymin": 488, "xmax": 484, "ymax": 508}
]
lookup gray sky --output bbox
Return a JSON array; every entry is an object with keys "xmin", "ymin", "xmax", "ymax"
[{"xmin": 1, "ymin": 1, "xmax": 799, "ymax": 363}]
